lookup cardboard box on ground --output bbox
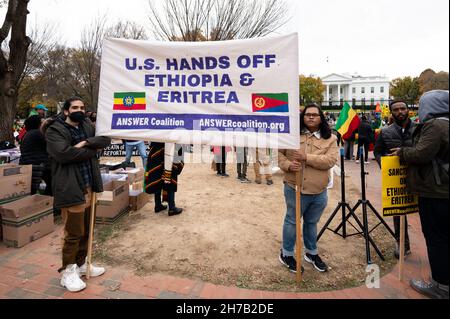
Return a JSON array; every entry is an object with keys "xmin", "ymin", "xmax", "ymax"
[
  {"xmin": 0, "ymin": 164, "xmax": 33, "ymax": 242},
  {"xmin": 0, "ymin": 194, "xmax": 54, "ymax": 248},
  {"xmin": 0, "ymin": 164, "xmax": 32, "ymax": 204},
  {"xmin": 129, "ymin": 190, "xmax": 151, "ymax": 211},
  {"xmin": 110, "ymin": 167, "xmax": 144, "ymax": 185},
  {"xmin": 98, "ymin": 171, "xmax": 151, "ymax": 218},
  {"xmin": 104, "ymin": 168, "xmax": 148, "ymax": 211},
  {"xmin": 96, "ymin": 179, "xmax": 131, "ymax": 224}
]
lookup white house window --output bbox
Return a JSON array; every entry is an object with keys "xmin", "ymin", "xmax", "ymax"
[
  {"xmin": 352, "ymin": 87, "xmax": 356, "ymax": 94},
  {"xmin": 361, "ymin": 87, "xmax": 365, "ymax": 94},
  {"xmin": 380, "ymin": 87, "xmax": 385, "ymax": 93},
  {"xmin": 340, "ymin": 87, "xmax": 343, "ymax": 94},
  {"xmin": 329, "ymin": 87, "xmax": 333, "ymax": 94},
  {"xmin": 371, "ymin": 87, "xmax": 375, "ymax": 94}
]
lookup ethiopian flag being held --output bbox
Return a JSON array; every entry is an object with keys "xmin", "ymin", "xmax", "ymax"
[
  {"xmin": 335, "ymin": 102, "xmax": 360, "ymax": 140},
  {"xmin": 113, "ymin": 92, "xmax": 146, "ymax": 111}
]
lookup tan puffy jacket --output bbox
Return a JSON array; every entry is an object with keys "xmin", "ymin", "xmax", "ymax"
[{"xmin": 278, "ymin": 133, "xmax": 338, "ymax": 194}]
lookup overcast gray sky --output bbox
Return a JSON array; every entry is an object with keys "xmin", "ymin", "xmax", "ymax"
[{"xmin": 4, "ymin": 0, "xmax": 449, "ymax": 79}]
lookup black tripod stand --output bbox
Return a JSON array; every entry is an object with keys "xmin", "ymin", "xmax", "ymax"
[
  {"xmin": 320, "ymin": 147, "xmax": 396, "ymax": 264},
  {"xmin": 318, "ymin": 148, "xmax": 354, "ymax": 240}
]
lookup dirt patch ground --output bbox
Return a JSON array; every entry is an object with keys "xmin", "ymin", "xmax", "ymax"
[{"xmin": 94, "ymin": 153, "xmax": 397, "ymax": 292}]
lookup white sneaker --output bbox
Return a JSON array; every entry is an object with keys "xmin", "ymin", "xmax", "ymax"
[
  {"xmin": 78, "ymin": 261, "xmax": 106, "ymax": 277},
  {"xmin": 60, "ymin": 264, "xmax": 86, "ymax": 292}
]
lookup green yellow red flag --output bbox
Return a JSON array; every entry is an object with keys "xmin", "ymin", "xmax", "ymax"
[{"xmin": 335, "ymin": 102, "xmax": 360, "ymax": 139}]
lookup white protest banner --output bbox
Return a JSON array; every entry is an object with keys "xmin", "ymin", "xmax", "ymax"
[{"xmin": 96, "ymin": 34, "xmax": 299, "ymax": 149}]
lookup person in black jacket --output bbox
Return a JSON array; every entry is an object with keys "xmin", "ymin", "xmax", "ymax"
[
  {"xmin": 45, "ymin": 97, "xmax": 111, "ymax": 293},
  {"xmin": 19, "ymin": 115, "xmax": 52, "ymax": 195},
  {"xmin": 374, "ymin": 100, "xmax": 414, "ymax": 259},
  {"xmin": 356, "ymin": 115, "xmax": 373, "ymax": 164}
]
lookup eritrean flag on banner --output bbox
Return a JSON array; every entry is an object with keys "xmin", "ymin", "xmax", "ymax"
[
  {"xmin": 335, "ymin": 102, "xmax": 361, "ymax": 140},
  {"xmin": 252, "ymin": 93, "xmax": 289, "ymax": 113},
  {"xmin": 113, "ymin": 92, "xmax": 146, "ymax": 111}
]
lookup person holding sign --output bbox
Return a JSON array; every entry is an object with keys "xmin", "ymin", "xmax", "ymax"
[
  {"xmin": 278, "ymin": 104, "xmax": 338, "ymax": 273},
  {"xmin": 45, "ymin": 97, "xmax": 111, "ymax": 293},
  {"xmin": 374, "ymin": 100, "xmax": 415, "ymax": 259},
  {"xmin": 391, "ymin": 90, "xmax": 449, "ymax": 299}
]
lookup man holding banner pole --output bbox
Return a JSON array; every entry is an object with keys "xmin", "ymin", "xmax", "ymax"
[
  {"xmin": 45, "ymin": 97, "xmax": 111, "ymax": 293},
  {"xmin": 278, "ymin": 104, "xmax": 338, "ymax": 276}
]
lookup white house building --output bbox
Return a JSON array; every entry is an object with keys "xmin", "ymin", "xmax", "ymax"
[{"xmin": 320, "ymin": 73, "xmax": 391, "ymax": 108}]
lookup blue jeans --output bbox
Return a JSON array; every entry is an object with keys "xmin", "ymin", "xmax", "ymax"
[
  {"xmin": 282, "ymin": 183, "xmax": 328, "ymax": 256},
  {"xmin": 125, "ymin": 142, "xmax": 148, "ymax": 168}
]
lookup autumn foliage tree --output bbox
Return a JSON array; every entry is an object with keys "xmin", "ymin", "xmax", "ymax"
[
  {"xmin": 299, "ymin": 75, "xmax": 324, "ymax": 106},
  {"xmin": 418, "ymin": 68, "xmax": 449, "ymax": 93},
  {"xmin": 390, "ymin": 76, "xmax": 422, "ymax": 105}
]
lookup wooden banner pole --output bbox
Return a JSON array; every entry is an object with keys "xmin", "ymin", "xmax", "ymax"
[
  {"xmin": 398, "ymin": 215, "xmax": 406, "ymax": 281},
  {"xmin": 295, "ymin": 170, "xmax": 303, "ymax": 284},
  {"xmin": 86, "ymin": 192, "xmax": 97, "ymax": 280}
]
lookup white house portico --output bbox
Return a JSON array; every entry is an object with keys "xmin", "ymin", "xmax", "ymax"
[{"xmin": 320, "ymin": 73, "xmax": 390, "ymax": 108}]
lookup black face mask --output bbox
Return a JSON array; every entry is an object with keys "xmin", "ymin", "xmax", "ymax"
[{"xmin": 68, "ymin": 111, "xmax": 86, "ymax": 123}]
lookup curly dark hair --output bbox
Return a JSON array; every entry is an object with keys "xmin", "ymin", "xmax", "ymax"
[
  {"xmin": 300, "ymin": 104, "xmax": 332, "ymax": 139},
  {"xmin": 63, "ymin": 96, "xmax": 84, "ymax": 111}
]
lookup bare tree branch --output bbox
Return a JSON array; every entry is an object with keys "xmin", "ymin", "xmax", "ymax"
[
  {"xmin": 19, "ymin": 21, "xmax": 59, "ymax": 87},
  {"xmin": 72, "ymin": 15, "xmax": 107, "ymax": 109},
  {"xmin": 148, "ymin": 0, "xmax": 289, "ymax": 41},
  {"xmin": 105, "ymin": 20, "xmax": 148, "ymax": 40}
]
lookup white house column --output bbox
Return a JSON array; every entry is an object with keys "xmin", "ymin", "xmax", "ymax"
[{"xmin": 337, "ymin": 84, "xmax": 341, "ymax": 105}]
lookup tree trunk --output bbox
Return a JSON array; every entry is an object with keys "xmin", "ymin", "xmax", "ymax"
[{"xmin": 0, "ymin": 0, "xmax": 31, "ymax": 143}]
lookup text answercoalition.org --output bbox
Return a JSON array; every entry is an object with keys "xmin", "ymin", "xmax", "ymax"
[
  {"xmin": 196, "ymin": 118, "xmax": 286, "ymax": 132},
  {"xmin": 111, "ymin": 114, "xmax": 290, "ymax": 134},
  {"xmin": 125, "ymin": 117, "xmax": 286, "ymax": 132}
]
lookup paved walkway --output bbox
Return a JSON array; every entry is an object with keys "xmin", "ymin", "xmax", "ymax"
[{"xmin": 0, "ymin": 158, "xmax": 430, "ymax": 299}]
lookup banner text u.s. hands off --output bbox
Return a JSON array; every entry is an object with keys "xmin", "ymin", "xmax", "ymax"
[{"xmin": 96, "ymin": 34, "xmax": 299, "ymax": 149}]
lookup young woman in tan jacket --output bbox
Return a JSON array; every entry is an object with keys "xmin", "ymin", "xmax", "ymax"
[{"xmin": 278, "ymin": 104, "xmax": 338, "ymax": 273}]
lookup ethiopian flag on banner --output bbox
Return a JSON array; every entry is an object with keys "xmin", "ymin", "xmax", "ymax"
[
  {"xmin": 335, "ymin": 102, "xmax": 360, "ymax": 139},
  {"xmin": 113, "ymin": 92, "xmax": 146, "ymax": 111},
  {"xmin": 252, "ymin": 93, "xmax": 289, "ymax": 113}
]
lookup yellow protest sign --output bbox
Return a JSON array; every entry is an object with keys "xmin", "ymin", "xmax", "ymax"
[{"xmin": 381, "ymin": 156, "xmax": 419, "ymax": 217}]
